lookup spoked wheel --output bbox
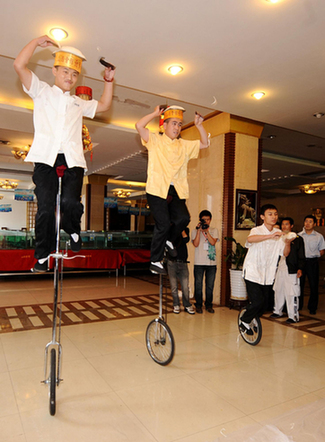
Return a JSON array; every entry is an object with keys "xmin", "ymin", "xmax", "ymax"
[
  {"xmin": 146, "ymin": 318, "xmax": 175, "ymax": 365},
  {"xmin": 49, "ymin": 348, "xmax": 56, "ymax": 416},
  {"xmin": 238, "ymin": 308, "xmax": 262, "ymax": 346}
]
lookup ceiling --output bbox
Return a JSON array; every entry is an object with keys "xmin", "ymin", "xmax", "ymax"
[{"xmin": 1, "ymin": 0, "xmax": 325, "ymax": 199}]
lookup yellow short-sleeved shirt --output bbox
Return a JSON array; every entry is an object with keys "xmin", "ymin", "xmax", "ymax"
[{"xmin": 142, "ymin": 132, "xmax": 200, "ymax": 199}]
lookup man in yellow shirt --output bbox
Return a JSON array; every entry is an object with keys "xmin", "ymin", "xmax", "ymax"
[{"xmin": 136, "ymin": 105, "xmax": 209, "ymax": 274}]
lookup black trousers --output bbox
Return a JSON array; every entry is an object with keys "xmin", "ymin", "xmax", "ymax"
[
  {"xmin": 146, "ymin": 186, "xmax": 190, "ymax": 262},
  {"xmin": 33, "ymin": 154, "xmax": 84, "ymax": 260},
  {"xmin": 299, "ymin": 258, "xmax": 319, "ymax": 312},
  {"xmin": 241, "ymin": 280, "xmax": 273, "ymax": 323}
]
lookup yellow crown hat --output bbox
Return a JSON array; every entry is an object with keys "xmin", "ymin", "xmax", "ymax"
[
  {"xmin": 52, "ymin": 46, "xmax": 86, "ymax": 74},
  {"xmin": 163, "ymin": 105, "xmax": 186, "ymax": 121}
]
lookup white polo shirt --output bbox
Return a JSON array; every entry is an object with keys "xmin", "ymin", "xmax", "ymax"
[
  {"xmin": 23, "ymin": 72, "xmax": 98, "ymax": 169},
  {"xmin": 242, "ymin": 224, "xmax": 285, "ymax": 285},
  {"xmin": 298, "ymin": 228, "xmax": 325, "ymax": 258}
]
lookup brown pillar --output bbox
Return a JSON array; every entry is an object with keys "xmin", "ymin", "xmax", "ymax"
[{"xmin": 82, "ymin": 175, "xmax": 108, "ymax": 231}]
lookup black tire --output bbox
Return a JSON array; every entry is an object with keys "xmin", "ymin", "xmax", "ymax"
[
  {"xmin": 146, "ymin": 318, "xmax": 175, "ymax": 366},
  {"xmin": 238, "ymin": 308, "xmax": 262, "ymax": 346},
  {"xmin": 49, "ymin": 348, "xmax": 56, "ymax": 416}
]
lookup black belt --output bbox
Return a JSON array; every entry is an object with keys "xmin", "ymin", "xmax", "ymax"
[{"xmin": 306, "ymin": 257, "xmax": 318, "ymax": 260}]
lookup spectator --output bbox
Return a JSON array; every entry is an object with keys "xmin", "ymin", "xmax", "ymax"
[{"xmin": 191, "ymin": 210, "xmax": 219, "ymax": 313}]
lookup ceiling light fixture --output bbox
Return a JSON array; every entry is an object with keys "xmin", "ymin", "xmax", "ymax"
[
  {"xmin": 251, "ymin": 92, "xmax": 265, "ymax": 100},
  {"xmin": 49, "ymin": 28, "xmax": 68, "ymax": 41},
  {"xmin": 113, "ymin": 189, "xmax": 131, "ymax": 198},
  {"xmin": 300, "ymin": 185, "xmax": 323, "ymax": 195},
  {"xmin": 168, "ymin": 65, "xmax": 183, "ymax": 75},
  {"xmin": 266, "ymin": 0, "xmax": 279, "ymax": 3},
  {"xmin": 11, "ymin": 145, "xmax": 30, "ymax": 160},
  {"xmin": 313, "ymin": 113, "xmax": 324, "ymax": 119},
  {"xmin": 0, "ymin": 180, "xmax": 18, "ymax": 190}
]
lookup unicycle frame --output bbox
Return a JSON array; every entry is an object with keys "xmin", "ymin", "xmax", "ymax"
[
  {"xmin": 41, "ymin": 167, "xmax": 85, "ymax": 414},
  {"xmin": 42, "ymin": 174, "xmax": 65, "ymax": 391}
]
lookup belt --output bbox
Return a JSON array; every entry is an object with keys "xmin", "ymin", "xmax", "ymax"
[{"xmin": 306, "ymin": 257, "xmax": 318, "ymax": 260}]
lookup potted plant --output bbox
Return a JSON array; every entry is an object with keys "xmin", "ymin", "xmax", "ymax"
[{"xmin": 224, "ymin": 237, "xmax": 248, "ymax": 301}]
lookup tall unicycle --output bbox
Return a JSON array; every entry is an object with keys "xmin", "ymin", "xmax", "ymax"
[
  {"xmin": 41, "ymin": 165, "xmax": 67, "ymax": 416},
  {"xmin": 146, "ymin": 274, "xmax": 175, "ymax": 365},
  {"xmin": 238, "ymin": 307, "xmax": 262, "ymax": 346}
]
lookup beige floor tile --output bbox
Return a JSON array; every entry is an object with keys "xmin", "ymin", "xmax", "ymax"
[
  {"xmin": 248, "ymin": 349, "xmax": 325, "ymax": 392},
  {"xmin": 172, "ymin": 338, "xmax": 238, "ymax": 373},
  {"xmin": 176, "ymin": 416, "xmax": 261, "ymax": 442},
  {"xmin": 0, "ymin": 372, "xmax": 19, "ymax": 417},
  {"xmin": 249, "ymin": 392, "xmax": 321, "ymax": 423},
  {"xmin": 20, "ymin": 391, "xmax": 156, "ymax": 442},
  {"xmin": 0, "ymin": 339, "xmax": 8, "ymax": 373},
  {"xmin": 190, "ymin": 361, "xmax": 308, "ymax": 415},
  {"xmin": 88, "ymin": 347, "xmax": 184, "ymax": 391},
  {"xmin": 117, "ymin": 375, "xmax": 244, "ymax": 442},
  {"xmin": 10, "ymin": 358, "xmax": 112, "ymax": 414},
  {"xmin": 0, "ymin": 413, "xmax": 26, "ymax": 442},
  {"xmin": 61, "ymin": 324, "xmax": 143, "ymax": 358}
]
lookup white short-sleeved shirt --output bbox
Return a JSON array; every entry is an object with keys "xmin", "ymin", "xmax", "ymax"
[
  {"xmin": 23, "ymin": 72, "xmax": 98, "ymax": 169},
  {"xmin": 298, "ymin": 228, "xmax": 325, "ymax": 258},
  {"xmin": 242, "ymin": 224, "xmax": 285, "ymax": 285},
  {"xmin": 191, "ymin": 227, "xmax": 219, "ymax": 265}
]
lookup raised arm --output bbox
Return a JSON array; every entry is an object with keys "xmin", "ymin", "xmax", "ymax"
[
  {"xmin": 135, "ymin": 106, "xmax": 162, "ymax": 143},
  {"xmin": 194, "ymin": 113, "xmax": 209, "ymax": 149},
  {"xmin": 14, "ymin": 35, "xmax": 56, "ymax": 91},
  {"xmin": 96, "ymin": 67, "xmax": 115, "ymax": 114},
  {"xmin": 247, "ymin": 230, "xmax": 283, "ymax": 243}
]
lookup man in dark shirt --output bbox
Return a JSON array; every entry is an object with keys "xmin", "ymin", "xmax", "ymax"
[
  {"xmin": 271, "ymin": 217, "xmax": 305, "ymax": 323},
  {"xmin": 167, "ymin": 228, "xmax": 195, "ymax": 314}
]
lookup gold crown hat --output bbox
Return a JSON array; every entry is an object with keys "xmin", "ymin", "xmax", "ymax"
[
  {"xmin": 163, "ymin": 105, "xmax": 186, "ymax": 121},
  {"xmin": 52, "ymin": 46, "xmax": 87, "ymax": 74}
]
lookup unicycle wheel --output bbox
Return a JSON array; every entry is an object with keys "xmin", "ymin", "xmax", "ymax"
[
  {"xmin": 146, "ymin": 318, "xmax": 175, "ymax": 365},
  {"xmin": 49, "ymin": 348, "xmax": 56, "ymax": 416},
  {"xmin": 238, "ymin": 308, "xmax": 262, "ymax": 346}
]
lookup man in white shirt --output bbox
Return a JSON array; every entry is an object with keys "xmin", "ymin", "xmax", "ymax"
[
  {"xmin": 191, "ymin": 210, "xmax": 219, "ymax": 313},
  {"xmin": 298, "ymin": 215, "xmax": 325, "ymax": 314},
  {"xmin": 14, "ymin": 35, "xmax": 115, "ymax": 272},
  {"xmin": 240, "ymin": 204, "xmax": 292, "ymax": 335}
]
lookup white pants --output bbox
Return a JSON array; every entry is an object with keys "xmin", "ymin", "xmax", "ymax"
[{"xmin": 273, "ymin": 263, "xmax": 300, "ymax": 321}]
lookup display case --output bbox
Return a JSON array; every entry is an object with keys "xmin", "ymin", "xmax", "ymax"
[{"xmin": 0, "ymin": 229, "xmax": 152, "ymax": 250}]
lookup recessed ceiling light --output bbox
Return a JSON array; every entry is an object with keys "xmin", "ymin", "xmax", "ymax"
[
  {"xmin": 49, "ymin": 28, "xmax": 68, "ymax": 41},
  {"xmin": 251, "ymin": 92, "xmax": 265, "ymax": 100},
  {"xmin": 168, "ymin": 65, "xmax": 183, "ymax": 75},
  {"xmin": 313, "ymin": 112, "xmax": 324, "ymax": 119},
  {"xmin": 267, "ymin": 134, "xmax": 276, "ymax": 139},
  {"xmin": 266, "ymin": 0, "xmax": 280, "ymax": 3}
]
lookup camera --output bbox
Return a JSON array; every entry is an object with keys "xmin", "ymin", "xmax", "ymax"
[{"xmin": 196, "ymin": 219, "xmax": 209, "ymax": 230}]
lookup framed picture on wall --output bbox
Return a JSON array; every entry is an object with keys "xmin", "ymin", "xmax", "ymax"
[
  {"xmin": 312, "ymin": 208, "xmax": 325, "ymax": 227},
  {"xmin": 235, "ymin": 189, "xmax": 257, "ymax": 230}
]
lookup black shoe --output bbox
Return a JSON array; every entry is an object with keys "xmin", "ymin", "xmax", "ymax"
[
  {"xmin": 239, "ymin": 321, "xmax": 254, "ymax": 336},
  {"xmin": 31, "ymin": 260, "xmax": 48, "ymax": 273},
  {"xmin": 309, "ymin": 310, "xmax": 316, "ymax": 315},
  {"xmin": 286, "ymin": 318, "xmax": 296, "ymax": 324},
  {"xmin": 196, "ymin": 307, "xmax": 203, "ymax": 314},
  {"xmin": 206, "ymin": 307, "xmax": 215, "ymax": 313},
  {"xmin": 70, "ymin": 234, "xmax": 82, "ymax": 253},
  {"xmin": 165, "ymin": 241, "xmax": 177, "ymax": 258},
  {"xmin": 150, "ymin": 263, "xmax": 167, "ymax": 275},
  {"xmin": 270, "ymin": 313, "xmax": 282, "ymax": 319}
]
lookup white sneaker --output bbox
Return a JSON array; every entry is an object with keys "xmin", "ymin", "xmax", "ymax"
[
  {"xmin": 185, "ymin": 305, "xmax": 195, "ymax": 315},
  {"xmin": 173, "ymin": 305, "xmax": 180, "ymax": 314}
]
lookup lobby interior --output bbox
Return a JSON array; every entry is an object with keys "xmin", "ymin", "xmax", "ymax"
[{"xmin": 1, "ymin": 1, "xmax": 325, "ymax": 441}]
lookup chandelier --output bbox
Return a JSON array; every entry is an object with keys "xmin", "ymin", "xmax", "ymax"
[
  {"xmin": 11, "ymin": 145, "xmax": 30, "ymax": 160},
  {"xmin": 113, "ymin": 189, "xmax": 131, "ymax": 198},
  {"xmin": 300, "ymin": 184, "xmax": 324, "ymax": 194},
  {"xmin": 0, "ymin": 180, "xmax": 18, "ymax": 190}
]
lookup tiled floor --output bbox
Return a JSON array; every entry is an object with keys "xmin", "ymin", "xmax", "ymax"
[{"xmin": 1, "ymin": 273, "xmax": 325, "ymax": 441}]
